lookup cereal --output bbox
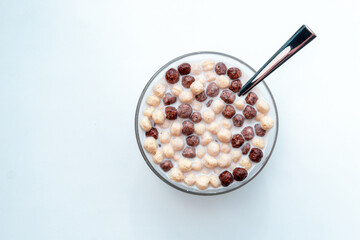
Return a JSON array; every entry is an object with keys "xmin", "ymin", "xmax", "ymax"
[
  {"xmin": 178, "ymin": 63, "xmax": 191, "ymax": 75},
  {"xmin": 255, "ymin": 99, "xmax": 269, "ymax": 114},
  {"xmin": 140, "ymin": 116, "xmax": 152, "ymax": 131},
  {"xmin": 182, "ymin": 146, "xmax": 196, "ymax": 158},
  {"xmin": 221, "ymin": 144, "xmax": 231, "ymax": 153},
  {"xmin": 231, "ymin": 150, "xmax": 242, "ymax": 162},
  {"xmin": 182, "ymin": 75, "xmax": 195, "ymax": 88},
  {"xmin": 191, "ymin": 102, "xmax": 202, "ymax": 112},
  {"xmin": 146, "ymin": 95, "xmax": 161, "ymax": 106},
  {"xmin": 182, "ymin": 120, "xmax": 195, "ymax": 136},
  {"xmin": 177, "ymin": 103, "xmax": 193, "ymax": 118},
  {"xmin": 211, "ymin": 99, "xmax": 225, "ymax": 114},
  {"xmin": 260, "ymin": 116, "xmax": 274, "ymax": 130},
  {"xmin": 160, "ymin": 119, "xmax": 171, "ymax": 129},
  {"xmin": 227, "ymin": 67, "xmax": 241, "ymax": 79},
  {"xmin": 231, "ymin": 134, "xmax": 245, "ymax": 148},
  {"xmin": 216, "ymin": 75, "xmax": 230, "ymax": 89},
  {"xmin": 229, "ymin": 79, "xmax": 242, "ymax": 93},
  {"xmin": 220, "ymin": 119, "xmax": 232, "ymax": 129},
  {"xmin": 222, "ymin": 105, "xmax": 236, "ymax": 119},
  {"xmin": 195, "ymin": 91, "xmax": 207, "ymax": 102},
  {"xmin": 196, "ymin": 76, "xmax": 206, "ymax": 85},
  {"xmin": 170, "ymin": 137, "xmax": 185, "ymax": 151},
  {"xmin": 146, "ymin": 127, "xmax": 158, "ymax": 139},
  {"xmin": 255, "ymin": 124, "xmax": 266, "ymax": 136},
  {"xmin": 190, "ymin": 112, "xmax": 202, "ymax": 123},
  {"xmin": 204, "ymin": 155, "xmax": 217, "ymax": 169},
  {"xmin": 186, "ymin": 135, "xmax": 200, "ymax": 147},
  {"xmin": 249, "ymin": 148, "xmax": 263, "ymax": 162},
  {"xmin": 170, "ymin": 121, "xmax": 182, "ymax": 136},
  {"xmin": 206, "ymin": 100, "xmax": 213, "ymax": 107},
  {"xmin": 233, "ymin": 168, "xmax": 248, "ymax": 181},
  {"xmin": 169, "ymin": 168, "xmax": 184, "ymax": 182},
  {"xmin": 192, "ymin": 159, "xmax": 203, "ymax": 171},
  {"xmin": 196, "ymin": 146, "xmax": 206, "ymax": 158},
  {"xmin": 184, "ymin": 173, "xmax": 196, "ymax": 186},
  {"xmin": 196, "ymin": 175, "xmax": 210, "ymax": 190},
  {"xmin": 217, "ymin": 129, "xmax": 232, "ymax": 143},
  {"xmin": 143, "ymin": 106, "xmax": 155, "ymax": 118},
  {"xmin": 209, "ymin": 175, "xmax": 221, "ymax": 188},
  {"xmin": 201, "ymin": 132, "xmax": 214, "ymax": 146},
  {"xmin": 195, "ymin": 123, "xmax": 206, "ymax": 135},
  {"xmin": 144, "ymin": 137, "xmax": 157, "ymax": 154},
  {"xmin": 218, "ymin": 154, "xmax": 231, "ymax": 168},
  {"xmin": 241, "ymin": 126, "xmax": 255, "ymax": 141},
  {"xmin": 207, "ymin": 122, "xmax": 220, "ymax": 134},
  {"xmin": 152, "ymin": 149, "xmax": 164, "ymax": 164},
  {"xmin": 173, "ymin": 153, "xmax": 181, "ymax": 161},
  {"xmin": 239, "ymin": 157, "xmax": 252, "ymax": 170},
  {"xmin": 191, "ymin": 63, "xmax": 201, "ymax": 75},
  {"xmin": 165, "ymin": 68, "xmax": 180, "ymax": 84},
  {"xmin": 215, "ymin": 62, "xmax": 227, "ymax": 75},
  {"xmin": 165, "ymin": 106, "xmax": 178, "ymax": 120},
  {"xmin": 245, "ymin": 92, "xmax": 258, "ymax": 105},
  {"xmin": 160, "ymin": 160, "xmax": 173, "ymax": 172},
  {"xmin": 202, "ymin": 109, "xmax": 216, "ymax": 123},
  {"xmin": 243, "ymin": 105, "xmax": 257, "ymax": 119},
  {"xmin": 163, "ymin": 144, "xmax": 175, "ymax": 158},
  {"xmin": 179, "ymin": 91, "xmax": 194, "ymax": 103},
  {"xmin": 232, "ymin": 114, "xmax": 244, "ymax": 127},
  {"xmin": 255, "ymin": 112, "xmax": 264, "ymax": 121},
  {"xmin": 234, "ymin": 98, "xmax": 245, "ymax": 110},
  {"xmin": 219, "ymin": 170, "xmax": 233, "ymax": 186},
  {"xmin": 252, "ymin": 137, "xmax": 265, "ymax": 149},
  {"xmin": 202, "ymin": 60, "xmax": 215, "ymax": 71},
  {"xmin": 163, "ymin": 93, "xmax": 177, "ymax": 105},
  {"xmin": 153, "ymin": 83, "xmax": 166, "ymax": 98},
  {"xmin": 205, "ymin": 71, "xmax": 216, "ymax": 82},
  {"xmin": 206, "ymin": 82, "xmax": 220, "ymax": 97},
  {"xmin": 171, "ymin": 85, "xmax": 183, "ymax": 96},
  {"xmin": 190, "ymin": 81, "xmax": 204, "ymax": 95},
  {"xmin": 207, "ymin": 142, "xmax": 220, "ymax": 157},
  {"xmin": 242, "ymin": 143, "xmax": 251, "ymax": 155},
  {"xmin": 220, "ymin": 90, "xmax": 235, "ymax": 104},
  {"xmin": 152, "ymin": 110, "xmax": 165, "ymax": 124},
  {"xmin": 178, "ymin": 158, "xmax": 192, "ymax": 172},
  {"xmin": 159, "ymin": 130, "xmax": 171, "ymax": 144}
]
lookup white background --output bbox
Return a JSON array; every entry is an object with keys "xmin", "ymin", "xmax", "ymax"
[{"xmin": 1, "ymin": 0, "xmax": 360, "ymax": 239}]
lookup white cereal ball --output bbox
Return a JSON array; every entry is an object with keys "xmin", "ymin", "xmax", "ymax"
[
  {"xmin": 140, "ymin": 116, "xmax": 152, "ymax": 131},
  {"xmin": 153, "ymin": 83, "xmax": 166, "ymax": 98},
  {"xmin": 207, "ymin": 142, "xmax": 220, "ymax": 157},
  {"xmin": 211, "ymin": 99, "xmax": 225, "ymax": 114},
  {"xmin": 143, "ymin": 106, "xmax": 155, "ymax": 118},
  {"xmin": 146, "ymin": 95, "xmax": 161, "ymax": 106},
  {"xmin": 255, "ymin": 112, "xmax": 264, "ymax": 121},
  {"xmin": 192, "ymin": 159, "xmax": 203, "ymax": 171},
  {"xmin": 205, "ymin": 71, "xmax": 216, "ymax": 82},
  {"xmin": 152, "ymin": 149, "xmax": 164, "ymax": 164},
  {"xmin": 202, "ymin": 60, "xmax": 215, "ymax": 71},
  {"xmin": 160, "ymin": 119, "xmax": 171, "ymax": 129},
  {"xmin": 201, "ymin": 132, "xmax": 214, "ymax": 146},
  {"xmin": 171, "ymin": 137, "xmax": 185, "ymax": 151},
  {"xmin": 195, "ymin": 123, "xmax": 206, "ymax": 135},
  {"xmin": 178, "ymin": 158, "xmax": 192, "ymax": 172},
  {"xmin": 252, "ymin": 137, "xmax": 266, "ymax": 149},
  {"xmin": 216, "ymin": 75, "xmax": 230, "ymax": 89},
  {"xmin": 170, "ymin": 122, "xmax": 182, "ymax": 136},
  {"xmin": 202, "ymin": 109, "xmax": 216, "ymax": 123},
  {"xmin": 220, "ymin": 119, "xmax": 232, "ymax": 129},
  {"xmin": 207, "ymin": 122, "xmax": 220, "ymax": 134},
  {"xmin": 191, "ymin": 63, "xmax": 201, "ymax": 75},
  {"xmin": 196, "ymin": 146, "xmax": 206, "ymax": 158},
  {"xmin": 240, "ymin": 157, "xmax": 252, "ymax": 170},
  {"xmin": 196, "ymin": 76, "xmax": 206, "ymax": 85},
  {"xmin": 234, "ymin": 98, "xmax": 245, "ymax": 110},
  {"xmin": 162, "ymin": 144, "xmax": 175, "ymax": 158},
  {"xmin": 184, "ymin": 173, "xmax": 196, "ymax": 186},
  {"xmin": 152, "ymin": 110, "xmax": 165, "ymax": 124},
  {"xmin": 204, "ymin": 155, "xmax": 217, "ymax": 169},
  {"xmin": 190, "ymin": 81, "xmax": 204, "ymax": 95},
  {"xmin": 221, "ymin": 144, "xmax": 231, "ymax": 153},
  {"xmin": 260, "ymin": 116, "xmax": 274, "ymax": 130},
  {"xmin": 159, "ymin": 130, "xmax": 171, "ymax": 144},
  {"xmin": 218, "ymin": 154, "xmax": 231, "ymax": 168},
  {"xmin": 255, "ymin": 99, "xmax": 270, "ymax": 114},
  {"xmin": 209, "ymin": 175, "xmax": 221, "ymax": 188},
  {"xmin": 202, "ymin": 170, "xmax": 210, "ymax": 174},
  {"xmin": 169, "ymin": 168, "xmax": 184, "ymax": 182},
  {"xmin": 231, "ymin": 150, "xmax": 242, "ymax": 162},
  {"xmin": 196, "ymin": 175, "xmax": 210, "ymax": 190},
  {"xmin": 192, "ymin": 101, "xmax": 202, "ymax": 111},
  {"xmin": 217, "ymin": 128, "xmax": 232, "ymax": 143},
  {"xmin": 144, "ymin": 137, "xmax": 157, "ymax": 154},
  {"xmin": 173, "ymin": 153, "xmax": 181, "ymax": 161},
  {"xmin": 179, "ymin": 91, "xmax": 194, "ymax": 103},
  {"xmin": 171, "ymin": 85, "xmax": 183, "ymax": 97}
]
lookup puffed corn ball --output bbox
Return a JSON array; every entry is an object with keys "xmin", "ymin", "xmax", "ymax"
[
  {"xmin": 179, "ymin": 91, "xmax": 194, "ymax": 103},
  {"xmin": 192, "ymin": 159, "xmax": 203, "ymax": 171},
  {"xmin": 160, "ymin": 119, "xmax": 171, "ymax": 129},
  {"xmin": 196, "ymin": 146, "xmax": 206, "ymax": 158},
  {"xmin": 192, "ymin": 102, "xmax": 202, "ymax": 112},
  {"xmin": 205, "ymin": 71, "xmax": 216, "ymax": 82},
  {"xmin": 152, "ymin": 110, "xmax": 165, "ymax": 124},
  {"xmin": 218, "ymin": 154, "xmax": 231, "ymax": 168},
  {"xmin": 202, "ymin": 60, "xmax": 215, "ymax": 71},
  {"xmin": 163, "ymin": 144, "xmax": 175, "ymax": 158},
  {"xmin": 201, "ymin": 132, "xmax": 213, "ymax": 146},
  {"xmin": 216, "ymin": 75, "xmax": 230, "ymax": 89},
  {"xmin": 196, "ymin": 76, "xmax": 206, "ymax": 85},
  {"xmin": 170, "ymin": 122, "xmax": 182, "ymax": 136},
  {"xmin": 202, "ymin": 109, "xmax": 216, "ymax": 123},
  {"xmin": 207, "ymin": 142, "xmax": 220, "ymax": 157},
  {"xmin": 217, "ymin": 128, "xmax": 232, "ymax": 143},
  {"xmin": 207, "ymin": 122, "xmax": 220, "ymax": 134},
  {"xmin": 171, "ymin": 137, "xmax": 184, "ymax": 151},
  {"xmin": 174, "ymin": 153, "xmax": 181, "ymax": 161},
  {"xmin": 169, "ymin": 168, "xmax": 184, "ymax": 182},
  {"xmin": 152, "ymin": 149, "xmax": 164, "ymax": 164},
  {"xmin": 195, "ymin": 122, "xmax": 206, "ymax": 135},
  {"xmin": 255, "ymin": 112, "xmax": 264, "ymax": 121},
  {"xmin": 171, "ymin": 85, "xmax": 183, "ymax": 97},
  {"xmin": 221, "ymin": 144, "xmax": 231, "ymax": 153},
  {"xmin": 209, "ymin": 175, "xmax": 221, "ymax": 188},
  {"xmin": 159, "ymin": 130, "xmax": 171, "ymax": 144},
  {"xmin": 231, "ymin": 150, "xmax": 242, "ymax": 162},
  {"xmin": 211, "ymin": 99, "xmax": 225, "ymax": 114},
  {"xmin": 191, "ymin": 63, "xmax": 201, "ymax": 75},
  {"xmin": 240, "ymin": 157, "xmax": 252, "ymax": 170},
  {"xmin": 178, "ymin": 158, "xmax": 192, "ymax": 172},
  {"xmin": 252, "ymin": 137, "xmax": 265, "ymax": 149},
  {"xmin": 234, "ymin": 98, "xmax": 245, "ymax": 110},
  {"xmin": 260, "ymin": 116, "xmax": 274, "ymax": 130},
  {"xmin": 143, "ymin": 106, "xmax": 155, "ymax": 118},
  {"xmin": 220, "ymin": 119, "xmax": 232, "ymax": 129},
  {"xmin": 204, "ymin": 155, "xmax": 217, "ymax": 169},
  {"xmin": 144, "ymin": 137, "xmax": 157, "ymax": 154},
  {"xmin": 184, "ymin": 173, "xmax": 196, "ymax": 186},
  {"xmin": 255, "ymin": 99, "xmax": 270, "ymax": 114},
  {"xmin": 196, "ymin": 175, "xmax": 210, "ymax": 190},
  {"xmin": 153, "ymin": 83, "xmax": 166, "ymax": 98},
  {"xmin": 190, "ymin": 81, "xmax": 204, "ymax": 95},
  {"xmin": 140, "ymin": 116, "xmax": 152, "ymax": 131},
  {"xmin": 146, "ymin": 95, "xmax": 161, "ymax": 106}
]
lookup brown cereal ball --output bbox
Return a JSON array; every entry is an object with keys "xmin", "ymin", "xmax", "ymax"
[
  {"xmin": 227, "ymin": 67, "xmax": 242, "ymax": 80},
  {"xmin": 178, "ymin": 63, "xmax": 191, "ymax": 75},
  {"xmin": 186, "ymin": 135, "xmax": 200, "ymax": 147},
  {"xmin": 231, "ymin": 134, "xmax": 245, "ymax": 148},
  {"xmin": 195, "ymin": 91, "xmax": 207, "ymax": 102},
  {"xmin": 206, "ymin": 100, "xmax": 213, "ymax": 107},
  {"xmin": 181, "ymin": 75, "xmax": 195, "ymax": 88},
  {"xmin": 233, "ymin": 168, "xmax": 248, "ymax": 181},
  {"xmin": 232, "ymin": 114, "xmax": 245, "ymax": 127},
  {"xmin": 241, "ymin": 126, "xmax": 255, "ymax": 141},
  {"xmin": 255, "ymin": 124, "xmax": 266, "ymax": 137},
  {"xmin": 190, "ymin": 112, "xmax": 202, "ymax": 123},
  {"xmin": 146, "ymin": 127, "xmax": 158, "ymax": 139},
  {"xmin": 245, "ymin": 92, "xmax": 258, "ymax": 105},
  {"xmin": 249, "ymin": 148, "xmax": 263, "ymax": 162},
  {"xmin": 206, "ymin": 82, "xmax": 220, "ymax": 97},
  {"xmin": 177, "ymin": 103, "xmax": 193, "ymax": 118},
  {"xmin": 219, "ymin": 170, "xmax": 234, "ymax": 187},
  {"xmin": 242, "ymin": 143, "xmax": 251, "ymax": 155},
  {"xmin": 222, "ymin": 105, "xmax": 236, "ymax": 119},
  {"xmin": 163, "ymin": 93, "xmax": 177, "ymax": 105},
  {"xmin": 165, "ymin": 106, "xmax": 178, "ymax": 120},
  {"xmin": 160, "ymin": 160, "xmax": 173, "ymax": 172},
  {"xmin": 165, "ymin": 68, "xmax": 179, "ymax": 84},
  {"xmin": 243, "ymin": 105, "xmax": 257, "ymax": 119},
  {"xmin": 220, "ymin": 90, "xmax": 235, "ymax": 104},
  {"xmin": 229, "ymin": 79, "xmax": 242, "ymax": 93},
  {"xmin": 182, "ymin": 146, "xmax": 196, "ymax": 158},
  {"xmin": 215, "ymin": 62, "xmax": 227, "ymax": 75},
  {"xmin": 182, "ymin": 120, "xmax": 195, "ymax": 136}
]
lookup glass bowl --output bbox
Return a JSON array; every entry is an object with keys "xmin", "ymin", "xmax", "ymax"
[{"xmin": 135, "ymin": 51, "xmax": 279, "ymax": 196}]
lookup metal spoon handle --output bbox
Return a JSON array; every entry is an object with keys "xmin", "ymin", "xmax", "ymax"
[{"xmin": 239, "ymin": 25, "xmax": 316, "ymax": 96}]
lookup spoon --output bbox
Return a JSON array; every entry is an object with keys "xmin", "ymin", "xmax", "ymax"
[{"xmin": 239, "ymin": 25, "xmax": 316, "ymax": 96}]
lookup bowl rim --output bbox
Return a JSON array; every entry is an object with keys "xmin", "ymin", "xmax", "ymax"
[{"xmin": 134, "ymin": 51, "xmax": 279, "ymax": 196}]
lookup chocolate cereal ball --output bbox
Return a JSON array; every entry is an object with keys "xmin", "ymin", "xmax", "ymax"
[
  {"xmin": 165, "ymin": 68, "xmax": 179, "ymax": 84},
  {"xmin": 186, "ymin": 135, "xmax": 200, "ymax": 147},
  {"xmin": 215, "ymin": 62, "xmax": 227, "ymax": 75},
  {"xmin": 229, "ymin": 79, "xmax": 242, "ymax": 93},
  {"xmin": 178, "ymin": 63, "xmax": 191, "ymax": 75},
  {"xmin": 195, "ymin": 91, "xmax": 207, "ymax": 102},
  {"xmin": 145, "ymin": 127, "xmax": 158, "ymax": 139},
  {"xmin": 233, "ymin": 168, "xmax": 248, "ymax": 181},
  {"xmin": 243, "ymin": 105, "xmax": 257, "ymax": 119},
  {"xmin": 182, "ymin": 120, "xmax": 195, "ymax": 136},
  {"xmin": 163, "ymin": 93, "xmax": 177, "ymax": 105},
  {"xmin": 249, "ymin": 148, "xmax": 263, "ymax": 162},
  {"xmin": 165, "ymin": 106, "xmax": 178, "ymax": 120},
  {"xmin": 245, "ymin": 92, "xmax": 258, "ymax": 105},
  {"xmin": 231, "ymin": 134, "xmax": 245, "ymax": 148},
  {"xmin": 222, "ymin": 105, "xmax": 236, "ymax": 119},
  {"xmin": 227, "ymin": 67, "xmax": 242, "ymax": 80},
  {"xmin": 182, "ymin": 75, "xmax": 195, "ymax": 88},
  {"xmin": 206, "ymin": 82, "xmax": 220, "ymax": 97},
  {"xmin": 190, "ymin": 112, "xmax": 202, "ymax": 123},
  {"xmin": 219, "ymin": 170, "xmax": 234, "ymax": 187},
  {"xmin": 255, "ymin": 124, "xmax": 266, "ymax": 137},
  {"xmin": 182, "ymin": 146, "xmax": 196, "ymax": 158},
  {"xmin": 177, "ymin": 103, "xmax": 192, "ymax": 118},
  {"xmin": 242, "ymin": 143, "xmax": 251, "ymax": 155},
  {"xmin": 160, "ymin": 160, "xmax": 173, "ymax": 172},
  {"xmin": 220, "ymin": 90, "xmax": 235, "ymax": 104},
  {"xmin": 232, "ymin": 114, "xmax": 245, "ymax": 127},
  {"xmin": 241, "ymin": 126, "xmax": 255, "ymax": 141}
]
